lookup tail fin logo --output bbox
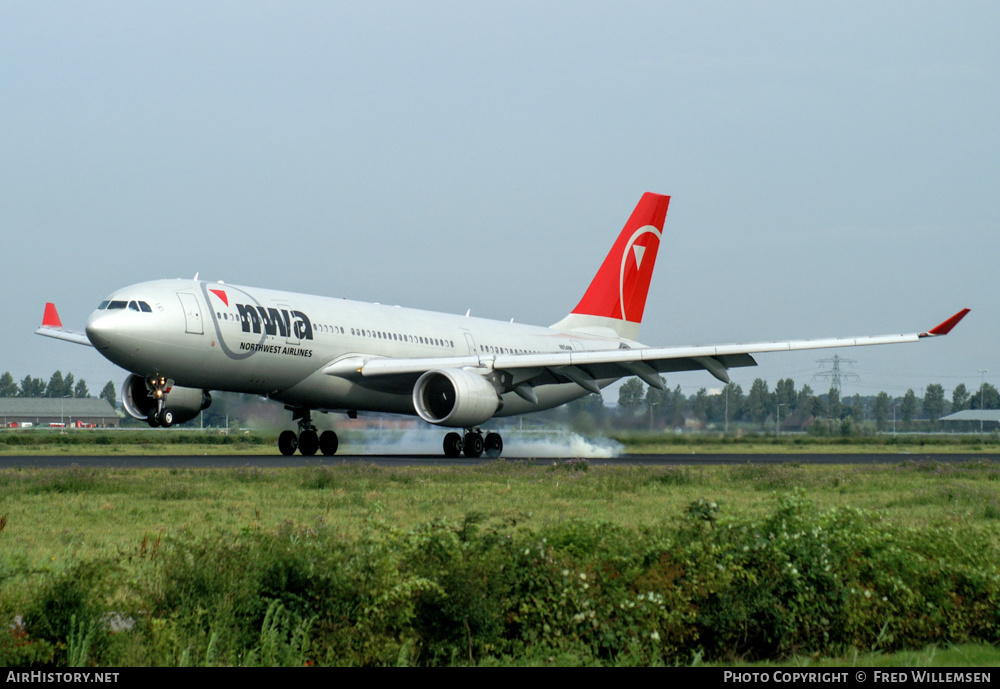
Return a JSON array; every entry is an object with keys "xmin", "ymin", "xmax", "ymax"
[
  {"xmin": 632, "ymin": 244, "xmax": 646, "ymax": 270},
  {"xmin": 570, "ymin": 193, "xmax": 670, "ymax": 328},
  {"xmin": 619, "ymin": 225, "xmax": 662, "ymax": 323}
]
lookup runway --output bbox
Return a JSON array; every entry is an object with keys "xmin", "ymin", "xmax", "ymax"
[{"xmin": 1, "ymin": 453, "xmax": 999, "ymax": 469}]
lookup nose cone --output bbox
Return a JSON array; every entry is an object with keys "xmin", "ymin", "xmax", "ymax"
[{"xmin": 85, "ymin": 311, "xmax": 115, "ymax": 350}]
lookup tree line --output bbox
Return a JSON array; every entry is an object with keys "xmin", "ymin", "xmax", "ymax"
[
  {"xmin": 0, "ymin": 370, "xmax": 116, "ymax": 409},
  {"xmin": 5, "ymin": 369, "xmax": 996, "ymax": 434},
  {"xmin": 608, "ymin": 376, "xmax": 1000, "ymax": 433}
]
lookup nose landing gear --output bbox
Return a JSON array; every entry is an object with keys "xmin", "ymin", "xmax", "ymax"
[{"xmin": 145, "ymin": 377, "xmax": 174, "ymax": 428}]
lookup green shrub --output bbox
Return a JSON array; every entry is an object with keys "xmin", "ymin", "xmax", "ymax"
[
  {"xmin": 139, "ymin": 503, "xmax": 1000, "ymax": 664},
  {"xmin": 17, "ymin": 560, "xmax": 116, "ymax": 666},
  {"xmin": 8, "ymin": 488, "xmax": 999, "ymax": 666}
]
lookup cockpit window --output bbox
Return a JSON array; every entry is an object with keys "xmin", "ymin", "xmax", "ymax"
[{"xmin": 101, "ymin": 299, "xmax": 152, "ymax": 312}]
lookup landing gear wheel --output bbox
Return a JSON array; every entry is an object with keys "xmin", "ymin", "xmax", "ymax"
[
  {"xmin": 463, "ymin": 432, "xmax": 484, "ymax": 458},
  {"xmin": 443, "ymin": 432, "xmax": 463, "ymax": 458},
  {"xmin": 157, "ymin": 409, "xmax": 174, "ymax": 428},
  {"xmin": 484, "ymin": 432, "xmax": 503, "ymax": 458},
  {"xmin": 319, "ymin": 430, "xmax": 339, "ymax": 456},
  {"xmin": 298, "ymin": 430, "xmax": 319, "ymax": 456},
  {"xmin": 284, "ymin": 408, "xmax": 321, "ymax": 456},
  {"xmin": 147, "ymin": 376, "xmax": 170, "ymax": 428},
  {"xmin": 278, "ymin": 430, "xmax": 298, "ymax": 456}
]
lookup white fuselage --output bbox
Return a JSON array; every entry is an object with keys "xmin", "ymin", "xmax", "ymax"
[{"xmin": 85, "ymin": 279, "xmax": 631, "ymax": 420}]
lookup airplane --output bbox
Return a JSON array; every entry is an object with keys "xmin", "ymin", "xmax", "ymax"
[{"xmin": 36, "ymin": 192, "xmax": 969, "ymax": 458}]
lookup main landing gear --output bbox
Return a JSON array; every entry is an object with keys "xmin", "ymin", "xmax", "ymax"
[
  {"xmin": 279, "ymin": 409, "xmax": 339, "ymax": 457},
  {"xmin": 443, "ymin": 429, "xmax": 503, "ymax": 459}
]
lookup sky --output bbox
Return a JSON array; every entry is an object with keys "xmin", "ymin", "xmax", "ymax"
[{"xmin": 2, "ymin": 1, "xmax": 998, "ymax": 405}]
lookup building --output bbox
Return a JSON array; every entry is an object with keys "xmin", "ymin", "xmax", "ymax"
[
  {"xmin": 938, "ymin": 409, "xmax": 1000, "ymax": 431},
  {"xmin": 0, "ymin": 398, "xmax": 119, "ymax": 428}
]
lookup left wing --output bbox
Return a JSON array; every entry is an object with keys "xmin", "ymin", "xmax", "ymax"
[
  {"xmin": 35, "ymin": 303, "xmax": 93, "ymax": 346},
  {"xmin": 323, "ymin": 309, "xmax": 970, "ymax": 395}
]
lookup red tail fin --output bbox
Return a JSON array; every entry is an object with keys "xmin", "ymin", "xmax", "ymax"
[{"xmin": 551, "ymin": 193, "xmax": 670, "ymax": 340}]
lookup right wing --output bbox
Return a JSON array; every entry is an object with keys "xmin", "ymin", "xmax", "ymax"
[
  {"xmin": 324, "ymin": 308, "xmax": 970, "ymax": 396},
  {"xmin": 34, "ymin": 303, "xmax": 93, "ymax": 347}
]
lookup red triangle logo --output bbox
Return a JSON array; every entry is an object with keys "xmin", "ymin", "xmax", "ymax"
[{"xmin": 209, "ymin": 289, "xmax": 229, "ymax": 307}]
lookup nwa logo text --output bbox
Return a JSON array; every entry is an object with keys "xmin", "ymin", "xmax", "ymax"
[{"xmin": 235, "ymin": 304, "xmax": 314, "ymax": 340}]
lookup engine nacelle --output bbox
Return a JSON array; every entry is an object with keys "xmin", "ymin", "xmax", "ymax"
[
  {"xmin": 413, "ymin": 368, "xmax": 501, "ymax": 428},
  {"xmin": 121, "ymin": 374, "xmax": 212, "ymax": 425}
]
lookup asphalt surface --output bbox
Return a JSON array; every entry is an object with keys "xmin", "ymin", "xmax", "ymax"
[{"xmin": 2, "ymin": 453, "xmax": 999, "ymax": 469}]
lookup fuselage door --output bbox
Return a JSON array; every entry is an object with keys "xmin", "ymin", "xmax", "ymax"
[
  {"xmin": 278, "ymin": 303, "xmax": 299, "ymax": 345},
  {"xmin": 465, "ymin": 332, "xmax": 480, "ymax": 365},
  {"xmin": 177, "ymin": 292, "xmax": 203, "ymax": 335}
]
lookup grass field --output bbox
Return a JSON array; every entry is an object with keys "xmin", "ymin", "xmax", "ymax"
[
  {"xmin": 2, "ymin": 432, "xmax": 999, "ymax": 666},
  {"xmin": 3, "ymin": 458, "xmax": 1000, "ymax": 561},
  {"xmin": 2, "ymin": 427, "xmax": 1000, "ymax": 455}
]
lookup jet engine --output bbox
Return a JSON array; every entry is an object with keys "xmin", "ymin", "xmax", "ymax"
[
  {"xmin": 121, "ymin": 374, "xmax": 212, "ymax": 425},
  {"xmin": 413, "ymin": 369, "xmax": 501, "ymax": 428}
]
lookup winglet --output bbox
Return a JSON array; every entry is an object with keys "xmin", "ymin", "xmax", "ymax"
[
  {"xmin": 42, "ymin": 302, "xmax": 63, "ymax": 328},
  {"xmin": 36, "ymin": 302, "xmax": 92, "ymax": 346},
  {"xmin": 921, "ymin": 308, "xmax": 971, "ymax": 337}
]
